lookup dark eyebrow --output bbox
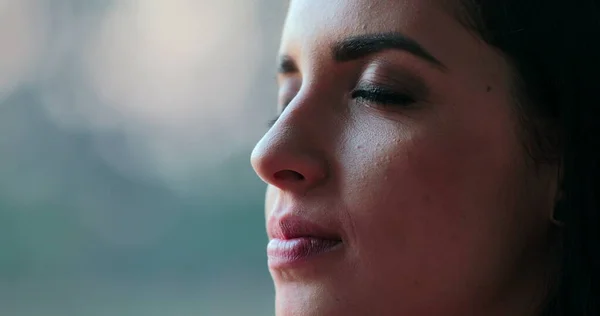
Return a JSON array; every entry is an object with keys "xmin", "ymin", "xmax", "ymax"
[
  {"xmin": 276, "ymin": 32, "xmax": 445, "ymax": 75},
  {"xmin": 277, "ymin": 55, "xmax": 298, "ymax": 74},
  {"xmin": 332, "ymin": 33, "xmax": 446, "ymax": 70}
]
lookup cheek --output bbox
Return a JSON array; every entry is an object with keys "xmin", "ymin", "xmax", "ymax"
[
  {"xmin": 341, "ymin": 92, "xmax": 522, "ymax": 233},
  {"xmin": 339, "ymin": 110, "xmax": 526, "ymax": 288},
  {"xmin": 342, "ymin": 129, "xmax": 477, "ymax": 244},
  {"xmin": 342, "ymin": 119, "xmax": 514, "ymax": 220}
]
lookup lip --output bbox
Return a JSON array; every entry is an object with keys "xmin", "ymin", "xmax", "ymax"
[
  {"xmin": 267, "ymin": 237, "xmax": 342, "ymax": 268},
  {"xmin": 267, "ymin": 215, "xmax": 341, "ymax": 240},
  {"xmin": 267, "ymin": 215, "xmax": 343, "ymax": 268}
]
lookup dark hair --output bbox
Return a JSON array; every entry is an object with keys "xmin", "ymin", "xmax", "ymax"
[{"xmin": 457, "ymin": 1, "xmax": 600, "ymax": 315}]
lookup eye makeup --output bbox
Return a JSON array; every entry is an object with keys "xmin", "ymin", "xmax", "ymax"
[
  {"xmin": 268, "ymin": 57, "xmax": 432, "ymax": 127},
  {"xmin": 351, "ymin": 60, "xmax": 430, "ymax": 110}
]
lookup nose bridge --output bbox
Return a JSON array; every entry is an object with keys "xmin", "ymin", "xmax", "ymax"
[{"xmin": 251, "ymin": 83, "xmax": 335, "ymax": 194}]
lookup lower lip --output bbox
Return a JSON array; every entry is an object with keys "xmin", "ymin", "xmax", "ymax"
[{"xmin": 267, "ymin": 238, "xmax": 342, "ymax": 268}]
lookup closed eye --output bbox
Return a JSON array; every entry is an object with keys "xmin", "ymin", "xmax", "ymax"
[
  {"xmin": 351, "ymin": 85, "xmax": 416, "ymax": 107},
  {"xmin": 267, "ymin": 115, "xmax": 280, "ymax": 128},
  {"xmin": 267, "ymin": 98, "xmax": 293, "ymax": 128}
]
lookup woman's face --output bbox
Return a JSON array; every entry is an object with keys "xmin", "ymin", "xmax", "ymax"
[{"xmin": 251, "ymin": 0, "xmax": 559, "ymax": 315}]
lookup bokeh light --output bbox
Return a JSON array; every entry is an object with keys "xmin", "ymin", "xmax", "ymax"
[{"xmin": 0, "ymin": 0, "xmax": 285, "ymax": 315}]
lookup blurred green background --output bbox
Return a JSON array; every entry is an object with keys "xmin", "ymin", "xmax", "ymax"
[{"xmin": 0, "ymin": 0, "xmax": 287, "ymax": 315}]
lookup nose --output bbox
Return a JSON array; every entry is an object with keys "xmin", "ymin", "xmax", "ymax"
[{"xmin": 250, "ymin": 110, "xmax": 330, "ymax": 195}]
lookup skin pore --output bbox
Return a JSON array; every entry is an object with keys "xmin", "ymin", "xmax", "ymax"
[{"xmin": 251, "ymin": 0, "xmax": 561, "ymax": 315}]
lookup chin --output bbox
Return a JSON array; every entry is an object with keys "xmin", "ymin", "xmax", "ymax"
[{"xmin": 275, "ymin": 284, "xmax": 353, "ymax": 316}]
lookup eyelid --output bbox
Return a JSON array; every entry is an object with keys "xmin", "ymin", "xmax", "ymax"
[
  {"xmin": 352, "ymin": 74, "xmax": 425, "ymax": 108},
  {"xmin": 354, "ymin": 80, "xmax": 413, "ymax": 96},
  {"xmin": 358, "ymin": 60, "xmax": 430, "ymax": 97},
  {"xmin": 351, "ymin": 84, "xmax": 417, "ymax": 108}
]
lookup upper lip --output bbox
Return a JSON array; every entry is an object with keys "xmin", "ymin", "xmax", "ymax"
[{"xmin": 267, "ymin": 214, "xmax": 342, "ymax": 241}]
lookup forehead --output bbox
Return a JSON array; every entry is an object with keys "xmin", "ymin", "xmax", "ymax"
[
  {"xmin": 285, "ymin": 0, "xmax": 438, "ymax": 29},
  {"xmin": 282, "ymin": 0, "xmax": 452, "ymax": 50},
  {"xmin": 280, "ymin": 0, "xmax": 508, "ymax": 92}
]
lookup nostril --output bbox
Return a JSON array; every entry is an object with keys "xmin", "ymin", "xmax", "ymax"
[{"xmin": 274, "ymin": 170, "xmax": 305, "ymax": 181}]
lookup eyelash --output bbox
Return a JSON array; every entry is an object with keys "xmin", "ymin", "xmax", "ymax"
[
  {"xmin": 267, "ymin": 86, "xmax": 415, "ymax": 127},
  {"xmin": 351, "ymin": 85, "xmax": 416, "ymax": 108},
  {"xmin": 267, "ymin": 102, "xmax": 289, "ymax": 128},
  {"xmin": 267, "ymin": 116, "xmax": 279, "ymax": 128}
]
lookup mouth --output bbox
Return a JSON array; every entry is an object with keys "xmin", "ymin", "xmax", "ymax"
[
  {"xmin": 266, "ymin": 215, "xmax": 343, "ymax": 269},
  {"xmin": 267, "ymin": 238, "xmax": 343, "ymax": 268}
]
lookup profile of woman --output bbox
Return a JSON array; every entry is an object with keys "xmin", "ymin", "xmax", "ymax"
[{"xmin": 251, "ymin": 0, "xmax": 600, "ymax": 315}]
